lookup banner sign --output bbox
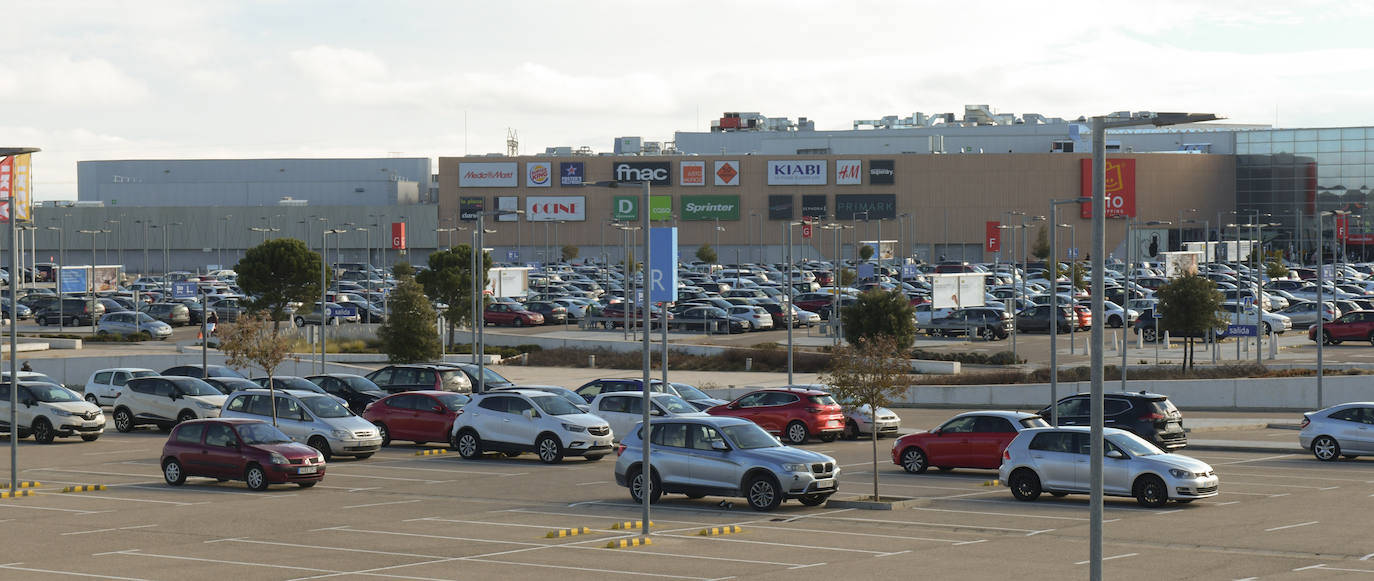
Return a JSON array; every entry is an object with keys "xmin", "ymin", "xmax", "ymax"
[
  {"xmin": 868, "ymin": 159, "xmax": 895, "ymax": 185},
  {"xmin": 768, "ymin": 195, "xmax": 793, "ymax": 220},
  {"xmin": 1337, "ymin": 215, "xmax": 1349, "ymax": 240},
  {"xmin": 0, "ymin": 153, "xmax": 32, "ymax": 222},
  {"xmin": 680, "ymin": 161, "xmax": 706, "ymax": 186},
  {"xmin": 496, "ymin": 196, "xmax": 519, "ymax": 221},
  {"xmin": 559, "ymin": 162, "xmax": 585, "ymax": 186},
  {"xmin": 391, "ymin": 222, "xmax": 407, "ymax": 249},
  {"xmin": 613, "ymin": 195, "xmax": 672, "ymax": 221},
  {"xmin": 801, "ymin": 195, "xmax": 828, "ymax": 219},
  {"xmin": 525, "ymin": 196, "xmax": 586, "ymax": 221},
  {"xmin": 526, "ymin": 161, "xmax": 552, "ymax": 187},
  {"xmin": 1080, "ymin": 158, "xmax": 1136, "ymax": 218},
  {"xmin": 713, "ymin": 161, "xmax": 740, "ymax": 186},
  {"xmin": 836, "ymin": 160, "xmax": 862, "ymax": 185},
  {"xmin": 459, "ymin": 196, "xmax": 484, "ymax": 221},
  {"xmin": 172, "ymin": 282, "xmax": 197, "ymax": 299},
  {"xmin": 681, "ymin": 195, "xmax": 740, "ymax": 221},
  {"xmin": 459, "ymin": 162, "xmax": 517, "ymax": 187},
  {"xmin": 986, "ymin": 221, "xmax": 1001, "ymax": 252},
  {"xmin": 834, "ymin": 194, "xmax": 896, "ymax": 220},
  {"xmin": 328, "ymin": 304, "xmax": 358, "ymax": 318},
  {"xmin": 612, "ymin": 161, "xmax": 671, "ymax": 186},
  {"xmin": 649, "ymin": 227, "xmax": 679, "ymax": 303},
  {"xmin": 60, "ymin": 268, "xmax": 87, "ymax": 294},
  {"xmin": 767, "ymin": 160, "xmax": 827, "ymax": 185}
]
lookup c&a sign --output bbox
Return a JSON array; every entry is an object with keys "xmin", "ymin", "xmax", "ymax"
[{"xmin": 1079, "ymin": 158, "xmax": 1136, "ymax": 218}]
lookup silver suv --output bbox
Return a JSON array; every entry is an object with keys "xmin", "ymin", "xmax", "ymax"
[{"xmin": 613, "ymin": 416, "xmax": 839, "ymax": 511}]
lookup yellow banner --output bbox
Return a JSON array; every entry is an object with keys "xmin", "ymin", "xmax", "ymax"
[{"xmin": 11, "ymin": 153, "xmax": 31, "ymax": 221}]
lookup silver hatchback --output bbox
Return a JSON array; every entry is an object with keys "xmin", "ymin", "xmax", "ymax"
[
  {"xmin": 613, "ymin": 416, "xmax": 839, "ymax": 511},
  {"xmin": 999, "ymin": 426, "xmax": 1219, "ymax": 508},
  {"xmin": 1299, "ymin": 402, "xmax": 1374, "ymax": 461}
]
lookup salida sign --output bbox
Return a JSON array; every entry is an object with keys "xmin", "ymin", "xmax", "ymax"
[
  {"xmin": 612, "ymin": 161, "xmax": 671, "ymax": 186},
  {"xmin": 1080, "ymin": 158, "xmax": 1136, "ymax": 218}
]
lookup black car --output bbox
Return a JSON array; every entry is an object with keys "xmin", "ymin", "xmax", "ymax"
[
  {"xmin": 1038, "ymin": 391, "xmax": 1187, "ymax": 450},
  {"xmin": 523, "ymin": 301, "xmax": 568, "ymax": 325},
  {"xmin": 306, "ymin": 374, "xmax": 387, "ymax": 413},
  {"xmin": 925, "ymin": 307, "xmax": 1012, "ymax": 340},
  {"xmin": 1016, "ymin": 305, "xmax": 1078, "ymax": 334},
  {"xmin": 364, "ymin": 364, "xmax": 473, "ymax": 394},
  {"xmin": 201, "ymin": 376, "xmax": 261, "ymax": 395},
  {"xmin": 162, "ymin": 364, "xmax": 246, "ymax": 379},
  {"xmin": 673, "ymin": 306, "xmax": 747, "ymax": 333},
  {"xmin": 34, "ymin": 298, "xmax": 106, "ymax": 327}
]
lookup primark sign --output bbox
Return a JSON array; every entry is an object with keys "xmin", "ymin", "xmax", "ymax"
[{"xmin": 612, "ymin": 161, "xmax": 672, "ymax": 186}]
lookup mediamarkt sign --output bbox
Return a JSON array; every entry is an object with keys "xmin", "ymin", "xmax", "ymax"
[
  {"xmin": 459, "ymin": 162, "xmax": 517, "ymax": 187},
  {"xmin": 612, "ymin": 161, "xmax": 671, "ymax": 186},
  {"xmin": 767, "ymin": 160, "xmax": 827, "ymax": 185},
  {"xmin": 525, "ymin": 196, "xmax": 586, "ymax": 222}
]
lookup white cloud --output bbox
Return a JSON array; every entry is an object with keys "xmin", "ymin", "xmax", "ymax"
[{"xmin": 0, "ymin": 55, "xmax": 149, "ymax": 104}]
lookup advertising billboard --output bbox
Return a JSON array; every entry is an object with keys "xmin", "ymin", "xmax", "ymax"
[
  {"xmin": 681, "ymin": 195, "xmax": 740, "ymax": 221},
  {"xmin": 525, "ymin": 196, "xmax": 586, "ymax": 221},
  {"xmin": 391, "ymin": 222, "xmax": 407, "ymax": 249},
  {"xmin": 613, "ymin": 195, "xmax": 672, "ymax": 221},
  {"xmin": 679, "ymin": 161, "xmax": 706, "ymax": 186},
  {"xmin": 835, "ymin": 160, "xmax": 862, "ymax": 185},
  {"xmin": 1162, "ymin": 251, "xmax": 1202, "ymax": 278},
  {"xmin": 526, "ymin": 161, "xmax": 552, "ymax": 187},
  {"xmin": 768, "ymin": 195, "xmax": 794, "ymax": 220},
  {"xmin": 459, "ymin": 162, "xmax": 518, "ymax": 187},
  {"xmin": 929, "ymin": 273, "xmax": 986, "ymax": 309},
  {"xmin": 767, "ymin": 160, "xmax": 827, "ymax": 185},
  {"xmin": 834, "ymin": 194, "xmax": 896, "ymax": 220},
  {"xmin": 868, "ymin": 159, "xmax": 895, "ymax": 185},
  {"xmin": 801, "ymin": 195, "xmax": 828, "ymax": 219},
  {"xmin": 1079, "ymin": 158, "xmax": 1136, "ymax": 218},
  {"xmin": 612, "ymin": 161, "xmax": 671, "ymax": 186},
  {"xmin": 649, "ymin": 228, "xmax": 679, "ymax": 303},
  {"xmin": 459, "ymin": 196, "xmax": 484, "ymax": 221},
  {"xmin": 0, "ymin": 153, "xmax": 32, "ymax": 222},
  {"xmin": 496, "ymin": 196, "xmax": 519, "ymax": 221},
  {"xmin": 714, "ymin": 161, "xmax": 740, "ymax": 186},
  {"xmin": 559, "ymin": 162, "xmax": 585, "ymax": 186}
]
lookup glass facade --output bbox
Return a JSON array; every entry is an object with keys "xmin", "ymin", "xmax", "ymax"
[{"xmin": 1236, "ymin": 127, "xmax": 1373, "ymax": 261}]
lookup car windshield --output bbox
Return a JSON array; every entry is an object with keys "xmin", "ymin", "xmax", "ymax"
[
  {"xmin": 435, "ymin": 393, "xmax": 471, "ymax": 410},
  {"xmin": 439, "ymin": 370, "xmax": 471, "ymax": 390},
  {"xmin": 808, "ymin": 394, "xmax": 837, "ymax": 406},
  {"xmin": 236, "ymin": 422, "xmax": 293, "ymax": 445},
  {"xmin": 174, "ymin": 378, "xmax": 223, "ymax": 396},
  {"xmin": 1019, "ymin": 417, "xmax": 1051, "ymax": 429},
  {"xmin": 275, "ymin": 377, "xmax": 322, "ymax": 391},
  {"xmin": 465, "ymin": 365, "xmax": 510, "ymax": 385},
  {"xmin": 7, "ymin": 372, "xmax": 59, "ymax": 385},
  {"xmin": 655, "ymin": 395, "xmax": 698, "ymax": 415},
  {"xmin": 132, "ymin": 370, "xmax": 158, "ymax": 379},
  {"xmin": 1108, "ymin": 431, "xmax": 1165, "ymax": 457},
  {"xmin": 300, "ymin": 395, "xmax": 352, "ymax": 418},
  {"xmin": 136, "ymin": 313, "xmax": 158, "ymax": 323},
  {"xmin": 721, "ymin": 423, "xmax": 781, "ymax": 449},
  {"xmin": 531, "ymin": 394, "xmax": 582, "ymax": 416},
  {"xmin": 671, "ymin": 383, "xmax": 710, "ymax": 400},
  {"xmin": 341, "ymin": 376, "xmax": 383, "ymax": 393},
  {"xmin": 28, "ymin": 384, "xmax": 82, "ymax": 403}
]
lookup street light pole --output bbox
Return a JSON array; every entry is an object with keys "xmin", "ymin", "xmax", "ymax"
[
  {"xmin": 5, "ymin": 146, "xmax": 40, "ymax": 495},
  {"xmin": 1048, "ymin": 199, "xmax": 1089, "ymax": 426}
]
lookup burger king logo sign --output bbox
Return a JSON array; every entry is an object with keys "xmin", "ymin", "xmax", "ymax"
[{"xmin": 526, "ymin": 162, "xmax": 552, "ymax": 187}]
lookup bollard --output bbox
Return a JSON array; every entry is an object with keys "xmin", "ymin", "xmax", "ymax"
[
  {"xmin": 589, "ymin": 354, "xmax": 596, "ymax": 368},
  {"xmin": 745, "ymin": 357, "xmax": 753, "ymax": 371},
  {"xmin": 1137, "ymin": 331, "xmax": 1144, "ymax": 349},
  {"xmin": 520, "ymin": 352, "xmax": 528, "ymax": 366},
  {"xmin": 1268, "ymin": 331, "xmax": 1278, "ymax": 360},
  {"xmin": 1163, "ymin": 331, "xmax": 1171, "ymax": 349}
]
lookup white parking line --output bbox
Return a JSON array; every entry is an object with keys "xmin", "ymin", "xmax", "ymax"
[
  {"xmin": 0, "ymin": 502, "xmax": 102, "ymax": 515},
  {"xmin": 97, "ymin": 549, "xmax": 334, "ymax": 573},
  {"xmin": 62, "ymin": 524, "xmax": 157, "ymax": 536},
  {"xmin": 80, "ymin": 449, "xmax": 145, "ymax": 456},
  {"xmin": 1224, "ymin": 481, "xmax": 1336, "ymax": 490},
  {"xmin": 1214, "ymin": 454, "xmax": 1298, "ymax": 465},
  {"xmin": 0, "ymin": 563, "xmax": 153, "ymax": 580},
  {"xmin": 361, "ymin": 463, "xmax": 530, "ymax": 476},
  {"xmin": 26, "ymin": 468, "xmax": 152, "ymax": 479},
  {"xmin": 746, "ymin": 523, "xmax": 974, "ymax": 544},
  {"xmin": 912, "ymin": 505, "xmax": 1103, "ymax": 522},
  {"xmin": 316, "ymin": 473, "xmax": 446, "ymax": 483},
  {"xmin": 1265, "ymin": 521, "xmax": 1318, "ymax": 532},
  {"xmin": 659, "ymin": 532, "xmax": 891, "ymax": 555},
  {"xmin": 41, "ymin": 493, "xmax": 200, "ymax": 506},
  {"xmin": 810, "ymin": 514, "xmax": 1049, "ymax": 535},
  {"xmin": 575, "ymin": 481, "xmax": 610, "ymax": 486},
  {"xmin": 500, "ymin": 507, "xmax": 714, "ymax": 525},
  {"xmin": 342, "ymin": 499, "xmax": 424, "ymax": 510},
  {"xmin": 1075, "ymin": 553, "xmax": 1137, "ymax": 565}
]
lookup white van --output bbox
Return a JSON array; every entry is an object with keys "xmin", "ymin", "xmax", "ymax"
[
  {"xmin": 221, "ymin": 389, "xmax": 382, "ymax": 460},
  {"xmin": 0, "ymin": 381, "xmax": 105, "ymax": 443}
]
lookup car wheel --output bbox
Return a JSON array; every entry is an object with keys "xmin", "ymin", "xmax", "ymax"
[
  {"xmin": 1133, "ymin": 475, "xmax": 1168, "ymax": 508},
  {"xmin": 842, "ymin": 421, "xmax": 859, "ymax": 440},
  {"xmin": 512, "ymin": 318, "xmax": 524, "ymax": 327},
  {"xmin": 798, "ymin": 492, "xmax": 831, "ymax": 506},
  {"xmin": 31, "ymin": 418, "xmax": 54, "ymax": 444},
  {"xmin": 900, "ymin": 447, "xmax": 929, "ymax": 474},
  {"xmin": 177, "ymin": 410, "xmax": 197, "ymax": 424},
  {"xmin": 375, "ymin": 423, "xmax": 391, "ymax": 447},
  {"xmin": 1368, "ymin": 332, "xmax": 1374, "ymax": 346},
  {"xmin": 745, "ymin": 475, "xmax": 783, "ymax": 511},
  {"xmin": 137, "ymin": 331, "xmax": 152, "ymax": 341},
  {"xmin": 628, "ymin": 467, "xmax": 662, "ymax": 504},
  {"xmin": 162, "ymin": 458, "xmax": 186, "ymax": 486},
  {"xmin": 1142, "ymin": 327, "xmax": 1158, "ymax": 342},
  {"xmin": 294, "ymin": 317, "xmax": 306, "ymax": 327},
  {"xmin": 81, "ymin": 434, "xmax": 99, "ymax": 442},
  {"xmin": 784, "ymin": 421, "xmax": 809, "ymax": 445},
  {"xmin": 536, "ymin": 434, "xmax": 563, "ymax": 464},
  {"xmin": 1009, "ymin": 468, "xmax": 1042, "ymax": 502},
  {"xmin": 817, "ymin": 432, "xmax": 837, "ymax": 443},
  {"xmin": 244, "ymin": 464, "xmax": 269, "ymax": 491},
  {"xmin": 298, "ymin": 481, "xmax": 317, "ymax": 488},
  {"xmin": 1312, "ymin": 435, "xmax": 1341, "ymax": 461},
  {"xmin": 36, "ymin": 316, "xmax": 47, "ymax": 327},
  {"xmin": 113, "ymin": 408, "xmax": 134, "ymax": 433},
  {"xmin": 307, "ymin": 436, "xmax": 333, "ymax": 461},
  {"xmin": 1110, "ymin": 315, "xmax": 1122, "ymax": 328},
  {"xmin": 85, "ymin": 394, "xmax": 99, "ymax": 406},
  {"xmin": 454, "ymin": 430, "xmax": 482, "ymax": 459}
]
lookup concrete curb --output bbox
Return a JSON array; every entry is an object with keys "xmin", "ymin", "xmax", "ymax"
[{"xmin": 1185, "ymin": 441, "xmax": 1306, "ymax": 454}]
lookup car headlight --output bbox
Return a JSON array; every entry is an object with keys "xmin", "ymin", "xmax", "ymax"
[
  {"xmin": 1168, "ymin": 468, "xmax": 1195, "ymax": 479},
  {"xmin": 562, "ymin": 423, "xmax": 587, "ymax": 433},
  {"xmin": 782, "ymin": 463, "xmax": 809, "ymax": 473},
  {"xmin": 315, "ymin": 451, "xmax": 326, "ymax": 463},
  {"xmin": 51, "ymin": 408, "xmax": 74, "ymax": 417},
  {"xmin": 270, "ymin": 452, "xmax": 289, "ymax": 465},
  {"xmin": 329, "ymin": 429, "xmax": 354, "ymax": 439},
  {"xmin": 196, "ymin": 401, "xmax": 218, "ymax": 410}
]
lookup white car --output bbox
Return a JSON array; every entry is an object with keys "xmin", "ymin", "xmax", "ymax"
[
  {"xmin": 112, "ymin": 376, "xmax": 227, "ymax": 432},
  {"xmin": 727, "ymin": 305, "xmax": 773, "ymax": 331},
  {"xmin": 450, "ymin": 389, "xmax": 613, "ymax": 463},
  {"xmin": 1220, "ymin": 304, "xmax": 1293, "ymax": 335},
  {"xmin": 221, "ymin": 389, "xmax": 382, "ymax": 460},
  {"xmin": 589, "ymin": 392, "xmax": 707, "ymax": 441},
  {"xmin": 83, "ymin": 367, "xmax": 157, "ymax": 406},
  {"xmin": 0, "ymin": 381, "xmax": 105, "ymax": 443},
  {"xmin": 842, "ymin": 404, "xmax": 902, "ymax": 439}
]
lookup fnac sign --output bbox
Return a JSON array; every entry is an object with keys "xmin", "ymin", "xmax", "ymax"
[{"xmin": 1079, "ymin": 158, "xmax": 1136, "ymax": 219}]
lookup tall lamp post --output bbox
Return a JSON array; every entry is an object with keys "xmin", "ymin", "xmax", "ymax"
[
  {"xmin": 77, "ymin": 229, "xmax": 107, "ymax": 334},
  {"xmin": 1047, "ymin": 198, "xmax": 1089, "ymax": 426},
  {"xmin": 3, "ymin": 146, "xmax": 39, "ymax": 496},
  {"xmin": 470, "ymin": 210, "xmax": 522, "ymax": 393},
  {"xmin": 784, "ymin": 220, "xmax": 806, "ymax": 384},
  {"xmin": 162, "ymin": 222, "xmax": 181, "ymax": 276},
  {"xmin": 319, "ymin": 228, "xmax": 347, "ymax": 374},
  {"xmin": 1176, "ymin": 208, "xmax": 1197, "ymax": 251},
  {"xmin": 820, "ymin": 222, "xmax": 852, "ymax": 345},
  {"xmin": 1316, "ymin": 210, "xmax": 1347, "ymax": 408},
  {"xmin": 1087, "ymin": 112, "xmax": 1219, "ymax": 579}
]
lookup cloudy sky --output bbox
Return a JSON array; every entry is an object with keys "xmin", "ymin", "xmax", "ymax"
[{"xmin": 9, "ymin": 0, "xmax": 1374, "ymax": 199}]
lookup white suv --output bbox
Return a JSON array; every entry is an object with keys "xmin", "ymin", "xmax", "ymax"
[
  {"xmin": 112, "ymin": 376, "xmax": 227, "ymax": 432},
  {"xmin": 0, "ymin": 381, "xmax": 105, "ymax": 443},
  {"xmin": 450, "ymin": 389, "xmax": 613, "ymax": 463},
  {"xmin": 220, "ymin": 389, "xmax": 382, "ymax": 460},
  {"xmin": 83, "ymin": 368, "xmax": 157, "ymax": 406}
]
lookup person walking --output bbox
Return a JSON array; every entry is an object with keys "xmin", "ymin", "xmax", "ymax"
[{"xmin": 206, "ymin": 310, "xmax": 218, "ymax": 337}]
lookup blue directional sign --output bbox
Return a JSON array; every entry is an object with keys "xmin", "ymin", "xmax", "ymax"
[
  {"xmin": 901, "ymin": 264, "xmax": 920, "ymax": 279},
  {"xmin": 1067, "ymin": 247, "xmax": 1080, "ymax": 259},
  {"xmin": 1226, "ymin": 324, "xmax": 1257, "ymax": 337},
  {"xmin": 59, "ymin": 268, "xmax": 87, "ymax": 294},
  {"xmin": 649, "ymin": 227, "xmax": 678, "ymax": 303},
  {"xmin": 857, "ymin": 263, "xmax": 875, "ymax": 280},
  {"xmin": 328, "ymin": 304, "xmax": 358, "ymax": 317},
  {"xmin": 172, "ymin": 282, "xmax": 197, "ymax": 299},
  {"xmin": 507, "ymin": 250, "xmax": 519, "ymax": 261},
  {"xmin": 1152, "ymin": 310, "xmax": 1163, "ymax": 319}
]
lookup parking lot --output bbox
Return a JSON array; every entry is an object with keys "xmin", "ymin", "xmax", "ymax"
[{"xmin": 3, "ymin": 420, "xmax": 1373, "ymax": 580}]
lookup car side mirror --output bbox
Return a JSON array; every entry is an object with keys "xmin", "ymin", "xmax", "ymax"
[
  {"xmin": 22, "ymin": 399, "xmax": 35, "ymax": 407},
  {"xmin": 1106, "ymin": 450, "xmax": 1125, "ymax": 460},
  {"xmin": 433, "ymin": 405, "xmax": 444, "ymax": 413},
  {"xmin": 774, "ymin": 436, "xmax": 783, "ymax": 444},
  {"xmin": 711, "ymin": 440, "xmax": 729, "ymax": 451},
  {"xmin": 522, "ymin": 409, "xmax": 535, "ymax": 420},
  {"xmin": 170, "ymin": 392, "xmax": 181, "ymax": 400},
  {"xmin": 727, "ymin": 403, "xmax": 738, "ymax": 409},
  {"xmin": 650, "ymin": 408, "xmax": 664, "ymax": 416}
]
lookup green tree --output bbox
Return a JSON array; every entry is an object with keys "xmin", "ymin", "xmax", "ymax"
[
  {"xmin": 234, "ymin": 238, "xmax": 324, "ymax": 329},
  {"xmin": 841, "ymin": 289, "xmax": 916, "ymax": 349},
  {"xmin": 219, "ymin": 311, "xmax": 294, "ymax": 426},
  {"xmin": 417, "ymin": 245, "xmax": 491, "ymax": 347},
  {"xmin": 1156, "ymin": 274, "xmax": 1226, "ymax": 370},
  {"xmin": 1265, "ymin": 249, "xmax": 1289, "ymax": 279},
  {"xmin": 392, "ymin": 261, "xmax": 414, "ymax": 278},
  {"xmin": 695, "ymin": 244, "xmax": 718, "ymax": 264},
  {"xmin": 1032, "ymin": 225, "xmax": 1051, "ymax": 260},
  {"xmin": 377, "ymin": 270, "xmax": 441, "ymax": 363},
  {"xmin": 561, "ymin": 244, "xmax": 579, "ymax": 261},
  {"xmin": 859, "ymin": 245, "xmax": 875, "ymax": 261},
  {"xmin": 837, "ymin": 268, "xmax": 857, "ymax": 286},
  {"xmin": 821, "ymin": 335, "xmax": 912, "ymax": 501}
]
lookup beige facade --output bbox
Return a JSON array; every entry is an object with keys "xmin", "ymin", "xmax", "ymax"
[{"xmin": 437, "ymin": 154, "xmax": 1236, "ymax": 263}]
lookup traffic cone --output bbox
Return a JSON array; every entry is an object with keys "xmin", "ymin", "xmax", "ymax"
[{"xmin": 197, "ymin": 331, "xmax": 203, "ymax": 340}]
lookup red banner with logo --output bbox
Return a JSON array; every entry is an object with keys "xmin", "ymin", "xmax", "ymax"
[
  {"xmin": 1079, "ymin": 158, "xmax": 1136, "ymax": 219},
  {"xmin": 391, "ymin": 222, "xmax": 406, "ymax": 250},
  {"xmin": 985, "ymin": 221, "xmax": 1001, "ymax": 252},
  {"xmin": 1336, "ymin": 215, "xmax": 1349, "ymax": 240}
]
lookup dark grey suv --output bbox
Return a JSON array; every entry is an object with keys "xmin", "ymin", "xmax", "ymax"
[{"xmin": 1038, "ymin": 391, "xmax": 1187, "ymax": 450}]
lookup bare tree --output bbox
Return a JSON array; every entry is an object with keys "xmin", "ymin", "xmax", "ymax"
[
  {"xmin": 220, "ymin": 310, "xmax": 295, "ymax": 425},
  {"xmin": 820, "ymin": 335, "xmax": 912, "ymax": 500}
]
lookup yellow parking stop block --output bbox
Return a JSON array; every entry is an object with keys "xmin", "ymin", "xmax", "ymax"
[
  {"xmin": 698, "ymin": 525, "xmax": 744, "ymax": 536},
  {"xmin": 982, "ymin": 480, "xmax": 1000, "ymax": 487},
  {"xmin": 0, "ymin": 489, "xmax": 35, "ymax": 499},
  {"xmin": 545, "ymin": 527, "xmax": 591, "ymax": 538},
  {"xmin": 415, "ymin": 449, "xmax": 448, "ymax": 456},
  {"xmin": 0, "ymin": 481, "xmax": 40, "ymax": 489},
  {"xmin": 605, "ymin": 537, "xmax": 652, "ymax": 549},
  {"xmin": 610, "ymin": 520, "xmax": 654, "ymax": 530},
  {"xmin": 60, "ymin": 485, "xmax": 107, "ymax": 493}
]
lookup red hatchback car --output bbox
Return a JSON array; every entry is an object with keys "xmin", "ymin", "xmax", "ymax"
[
  {"xmin": 892, "ymin": 411, "xmax": 1049, "ymax": 473},
  {"xmin": 363, "ymin": 390, "xmax": 471, "ymax": 446},
  {"xmin": 1308, "ymin": 310, "xmax": 1374, "ymax": 344},
  {"xmin": 707, "ymin": 387, "xmax": 845, "ymax": 444},
  {"xmin": 161, "ymin": 418, "xmax": 325, "ymax": 490},
  {"xmin": 484, "ymin": 303, "xmax": 543, "ymax": 327}
]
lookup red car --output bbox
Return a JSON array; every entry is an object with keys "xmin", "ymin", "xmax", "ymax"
[
  {"xmin": 707, "ymin": 387, "xmax": 845, "ymax": 444},
  {"xmin": 363, "ymin": 390, "xmax": 471, "ymax": 446},
  {"xmin": 1308, "ymin": 310, "xmax": 1374, "ymax": 344},
  {"xmin": 484, "ymin": 303, "xmax": 544, "ymax": 327},
  {"xmin": 1071, "ymin": 304, "xmax": 1092, "ymax": 330},
  {"xmin": 161, "ymin": 418, "xmax": 325, "ymax": 490},
  {"xmin": 891, "ymin": 411, "xmax": 1048, "ymax": 473}
]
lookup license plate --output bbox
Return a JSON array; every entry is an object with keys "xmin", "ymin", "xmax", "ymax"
[
  {"xmin": 298, "ymin": 466, "xmax": 317, "ymax": 475},
  {"xmin": 813, "ymin": 478, "xmax": 834, "ymax": 489}
]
